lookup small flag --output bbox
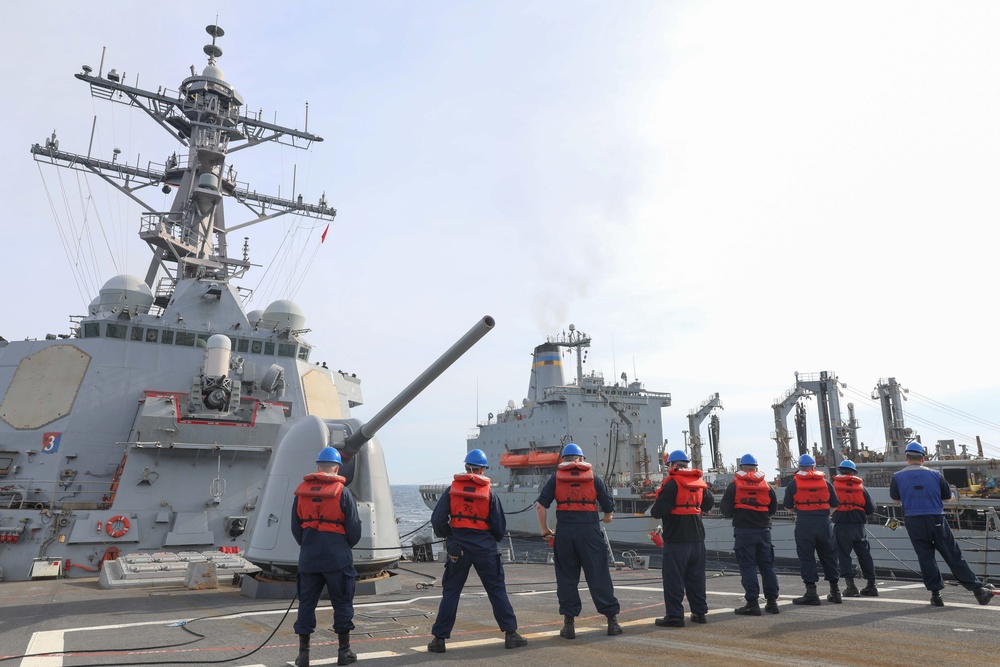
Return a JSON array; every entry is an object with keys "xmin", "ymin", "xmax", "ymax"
[{"xmin": 321, "ymin": 224, "xmax": 330, "ymax": 243}]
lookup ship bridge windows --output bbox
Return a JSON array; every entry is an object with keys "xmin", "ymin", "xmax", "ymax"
[
  {"xmin": 264, "ymin": 342, "xmax": 275, "ymax": 355},
  {"xmin": 251, "ymin": 340, "xmax": 263, "ymax": 354},
  {"xmin": 145, "ymin": 328, "xmax": 159, "ymax": 343},
  {"xmin": 106, "ymin": 323, "xmax": 127, "ymax": 339},
  {"xmin": 130, "ymin": 326, "xmax": 145, "ymax": 342},
  {"xmin": 83, "ymin": 322, "xmax": 100, "ymax": 338},
  {"xmin": 237, "ymin": 338, "xmax": 249, "ymax": 353},
  {"xmin": 277, "ymin": 343, "xmax": 296, "ymax": 358},
  {"xmin": 175, "ymin": 332, "xmax": 197, "ymax": 347},
  {"xmin": 297, "ymin": 346, "xmax": 310, "ymax": 361},
  {"xmin": 161, "ymin": 330, "xmax": 174, "ymax": 344}
]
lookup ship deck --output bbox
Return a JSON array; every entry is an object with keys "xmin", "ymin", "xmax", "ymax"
[{"xmin": 2, "ymin": 560, "xmax": 999, "ymax": 666}]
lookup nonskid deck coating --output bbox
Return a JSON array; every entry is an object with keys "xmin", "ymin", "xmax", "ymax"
[{"xmin": 1, "ymin": 562, "xmax": 998, "ymax": 666}]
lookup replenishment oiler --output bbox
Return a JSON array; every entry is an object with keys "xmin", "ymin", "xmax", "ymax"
[
  {"xmin": 420, "ymin": 328, "xmax": 1000, "ymax": 581},
  {"xmin": 0, "ymin": 24, "xmax": 494, "ymax": 587}
]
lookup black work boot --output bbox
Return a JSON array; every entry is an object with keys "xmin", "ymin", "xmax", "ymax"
[
  {"xmin": 734, "ymin": 598, "xmax": 762, "ymax": 616},
  {"xmin": 860, "ymin": 578, "xmax": 879, "ymax": 596},
  {"xmin": 827, "ymin": 581, "xmax": 843, "ymax": 604},
  {"xmin": 559, "ymin": 615, "xmax": 575, "ymax": 639},
  {"xmin": 427, "ymin": 636, "xmax": 446, "ymax": 653},
  {"xmin": 792, "ymin": 583, "xmax": 821, "ymax": 605},
  {"xmin": 294, "ymin": 634, "xmax": 310, "ymax": 667},
  {"xmin": 505, "ymin": 630, "xmax": 528, "ymax": 648},
  {"xmin": 764, "ymin": 597, "xmax": 780, "ymax": 614},
  {"xmin": 337, "ymin": 632, "xmax": 357, "ymax": 665},
  {"xmin": 974, "ymin": 583, "xmax": 995, "ymax": 605},
  {"xmin": 930, "ymin": 590, "xmax": 944, "ymax": 607},
  {"xmin": 843, "ymin": 576, "xmax": 860, "ymax": 597},
  {"xmin": 607, "ymin": 615, "xmax": 623, "ymax": 635}
]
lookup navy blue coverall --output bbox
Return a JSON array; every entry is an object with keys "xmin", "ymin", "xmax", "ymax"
[
  {"xmin": 291, "ymin": 481, "xmax": 362, "ymax": 636},
  {"xmin": 719, "ymin": 480, "xmax": 779, "ymax": 603},
  {"xmin": 890, "ymin": 464, "xmax": 987, "ymax": 592},
  {"xmin": 831, "ymin": 477, "xmax": 876, "ymax": 580},
  {"xmin": 650, "ymin": 477, "xmax": 715, "ymax": 620},
  {"xmin": 782, "ymin": 474, "xmax": 840, "ymax": 584},
  {"xmin": 430, "ymin": 488, "xmax": 518, "ymax": 638},
  {"xmin": 536, "ymin": 475, "xmax": 621, "ymax": 618}
]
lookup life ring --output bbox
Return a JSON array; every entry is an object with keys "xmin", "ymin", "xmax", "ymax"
[{"xmin": 106, "ymin": 515, "xmax": 130, "ymax": 538}]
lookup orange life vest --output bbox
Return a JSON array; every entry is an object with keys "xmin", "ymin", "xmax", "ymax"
[
  {"xmin": 294, "ymin": 472, "xmax": 347, "ymax": 534},
  {"xmin": 667, "ymin": 468, "xmax": 708, "ymax": 515},
  {"xmin": 792, "ymin": 470, "xmax": 831, "ymax": 511},
  {"xmin": 449, "ymin": 473, "xmax": 492, "ymax": 530},
  {"xmin": 555, "ymin": 461, "xmax": 598, "ymax": 512},
  {"xmin": 733, "ymin": 470, "xmax": 771, "ymax": 511},
  {"xmin": 833, "ymin": 474, "xmax": 866, "ymax": 512}
]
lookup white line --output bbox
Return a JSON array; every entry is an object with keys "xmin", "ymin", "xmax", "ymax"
[
  {"xmin": 20, "ymin": 631, "xmax": 63, "ymax": 667},
  {"xmin": 301, "ymin": 651, "xmax": 401, "ymax": 665}
]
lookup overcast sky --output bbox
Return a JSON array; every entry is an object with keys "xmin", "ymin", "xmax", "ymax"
[{"xmin": 3, "ymin": 1, "xmax": 1000, "ymax": 485}]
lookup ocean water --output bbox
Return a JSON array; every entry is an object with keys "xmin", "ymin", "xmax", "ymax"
[{"xmin": 390, "ymin": 485, "xmax": 434, "ymax": 547}]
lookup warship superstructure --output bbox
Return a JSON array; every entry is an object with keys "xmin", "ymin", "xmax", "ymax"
[
  {"xmin": 0, "ymin": 25, "xmax": 492, "ymax": 585},
  {"xmin": 420, "ymin": 325, "xmax": 672, "ymax": 542}
]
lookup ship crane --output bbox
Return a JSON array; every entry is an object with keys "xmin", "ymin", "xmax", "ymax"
[
  {"xmin": 872, "ymin": 377, "xmax": 916, "ymax": 462},
  {"xmin": 772, "ymin": 371, "xmax": 856, "ymax": 470},
  {"xmin": 685, "ymin": 393, "xmax": 723, "ymax": 472}
]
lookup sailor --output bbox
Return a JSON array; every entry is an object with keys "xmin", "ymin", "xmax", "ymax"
[
  {"xmin": 650, "ymin": 450, "xmax": 715, "ymax": 627},
  {"xmin": 889, "ymin": 441, "xmax": 996, "ymax": 606},
  {"xmin": 427, "ymin": 449, "xmax": 528, "ymax": 653},
  {"xmin": 719, "ymin": 453, "xmax": 780, "ymax": 615},
  {"xmin": 781, "ymin": 453, "xmax": 841, "ymax": 605},
  {"xmin": 831, "ymin": 459, "xmax": 878, "ymax": 597},
  {"xmin": 292, "ymin": 446, "xmax": 362, "ymax": 667},
  {"xmin": 536, "ymin": 442, "xmax": 623, "ymax": 639}
]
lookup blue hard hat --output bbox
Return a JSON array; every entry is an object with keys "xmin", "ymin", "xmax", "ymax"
[
  {"xmin": 798, "ymin": 454, "xmax": 816, "ymax": 467},
  {"xmin": 561, "ymin": 443, "xmax": 584, "ymax": 458},
  {"xmin": 464, "ymin": 449, "xmax": 489, "ymax": 468},
  {"xmin": 740, "ymin": 453, "xmax": 758, "ymax": 466},
  {"xmin": 667, "ymin": 449, "xmax": 690, "ymax": 464},
  {"xmin": 905, "ymin": 441, "xmax": 926, "ymax": 456},
  {"xmin": 838, "ymin": 459, "xmax": 857, "ymax": 472},
  {"xmin": 317, "ymin": 447, "xmax": 342, "ymax": 464}
]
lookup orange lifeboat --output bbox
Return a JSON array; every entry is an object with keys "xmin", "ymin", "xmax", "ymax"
[
  {"xmin": 527, "ymin": 451, "xmax": 561, "ymax": 468},
  {"xmin": 500, "ymin": 452, "xmax": 530, "ymax": 468}
]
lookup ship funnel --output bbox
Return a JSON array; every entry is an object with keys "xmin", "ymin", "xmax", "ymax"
[
  {"xmin": 343, "ymin": 316, "xmax": 495, "ymax": 455},
  {"xmin": 527, "ymin": 342, "xmax": 564, "ymax": 404}
]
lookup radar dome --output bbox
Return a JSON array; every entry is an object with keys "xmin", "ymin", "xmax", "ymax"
[
  {"xmin": 246, "ymin": 310, "xmax": 264, "ymax": 327},
  {"xmin": 262, "ymin": 299, "xmax": 306, "ymax": 331},
  {"xmin": 202, "ymin": 64, "xmax": 225, "ymax": 80},
  {"xmin": 94, "ymin": 275, "xmax": 154, "ymax": 313}
]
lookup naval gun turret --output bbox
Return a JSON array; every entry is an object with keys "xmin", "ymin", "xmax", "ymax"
[{"xmin": 244, "ymin": 316, "xmax": 495, "ymax": 591}]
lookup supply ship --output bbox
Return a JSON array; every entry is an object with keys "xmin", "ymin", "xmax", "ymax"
[{"xmin": 420, "ymin": 332, "xmax": 1000, "ymax": 581}]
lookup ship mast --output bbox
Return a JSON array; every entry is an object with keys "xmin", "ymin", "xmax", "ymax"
[
  {"xmin": 30, "ymin": 24, "xmax": 337, "ymax": 298},
  {"xmin": 547, "ymin": 324, "xmax": 591, "ymax": 383}
]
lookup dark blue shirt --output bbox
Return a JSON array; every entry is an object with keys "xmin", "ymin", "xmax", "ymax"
[
  {"xmin": 536, "ymin": 472, "xmax": 616, "ymax": 524},
  {"xmin": 291, "ymin": 485, "xmax": 361, "ymax": 574},
  {"xmin": 890, "ymin": 465, "xmax": 951, "ymax": 516},
  {"xmin": 432, "ymin": 487, "xmax": 508, "ymax": 552}
]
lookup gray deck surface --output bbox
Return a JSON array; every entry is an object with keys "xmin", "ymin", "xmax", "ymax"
[{"xmin": 2, "ymin": 561, "xmax": 998, "ymax": 666}]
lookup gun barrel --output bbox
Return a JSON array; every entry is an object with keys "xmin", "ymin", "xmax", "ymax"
[{"xmin": 344, "ymin": 315, "xmax": 495, "ymax": 453}]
